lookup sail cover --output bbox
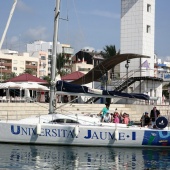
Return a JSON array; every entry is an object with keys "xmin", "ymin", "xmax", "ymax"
[{"xmin": 56, "ymin": 81, "xmax": 149, "ymax": 100}]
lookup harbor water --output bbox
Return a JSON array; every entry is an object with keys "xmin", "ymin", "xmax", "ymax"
[{"xmin": 0, "ymin": 144, "xmax": 170, "ymax": 170}]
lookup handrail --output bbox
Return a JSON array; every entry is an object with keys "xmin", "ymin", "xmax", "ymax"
[{"xmin": 110, "ymin": 68, "xmax": 159, "ymax": 86}]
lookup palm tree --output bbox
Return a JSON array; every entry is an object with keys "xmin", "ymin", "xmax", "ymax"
[
  {"xmin": 56, "ymin": 53, "xmax": 69, "ymax": 76},
  {"xmin": 101, "ymin": 45, "xmax": 119, "ymax": 79},
  {"xmin": 102, "ymin": 45, "xmax": 117, "ymax": 59},
  {"xmin": 101, "ymin": 45, "xmax": 120, "ymax": 104}
]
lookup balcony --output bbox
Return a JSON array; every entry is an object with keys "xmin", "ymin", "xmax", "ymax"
[
  {"xmin": 26, "ymin": 64, "xmax": 37, "ymax": 69},
  {"xmin": 3, "ymin": 63, "xmax": 12, "ymax": 67},
  {"xmin": 1, "ymin": 69, "xmax": 12, "ymax": 73}
]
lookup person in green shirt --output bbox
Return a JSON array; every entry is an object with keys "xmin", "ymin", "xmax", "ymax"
[{"xmin": 99, "ymin": 103, "xmax": 110, "ymax": 122}]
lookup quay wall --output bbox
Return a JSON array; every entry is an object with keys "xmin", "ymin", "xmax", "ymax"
[{"xmin": 0, "ymin": 103, "xmax": 169, "ymax": 122}]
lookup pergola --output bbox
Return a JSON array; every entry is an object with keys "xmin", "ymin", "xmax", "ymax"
[{"xmin": 71, "ymin": 53, "xmax": 150, "ymax": 85}]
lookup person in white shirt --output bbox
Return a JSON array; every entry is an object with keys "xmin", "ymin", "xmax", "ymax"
[{"xmin": 103, "ymin": 112, "xmax": 111, "ymax": 123}]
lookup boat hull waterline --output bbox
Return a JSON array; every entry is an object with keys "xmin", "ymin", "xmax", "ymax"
[{"xmin": 0, "ymin": 122, "xmax": 170, "ymax": 147}]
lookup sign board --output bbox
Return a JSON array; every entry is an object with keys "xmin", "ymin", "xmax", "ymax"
[{"xmin": 163, "ymin": 73, "xmax": 170, "ymax": 81}]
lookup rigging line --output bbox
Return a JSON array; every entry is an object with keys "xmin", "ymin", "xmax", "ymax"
[
  {"xmin": 98, "ymin": 63, "xmax": 108, "ymax": 75},
  {"xmin": 66, "ymin": 0, "xmax": 69, "ymax": 43},
  {"xmin": 72, "ymin": 0, "xmax": 86, "ymax": 44}
]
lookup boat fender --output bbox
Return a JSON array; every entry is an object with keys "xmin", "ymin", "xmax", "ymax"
[
  {"xmin": 36, "ymin": 123, "xmax": 41, "ymax": 135},
  {"xmin": 74, "ymin": 125, "xmax": 79, "ymax": 136},
  {"xmin": 114, "ymin": 129, "xmax": 119, "ymax": 141}
]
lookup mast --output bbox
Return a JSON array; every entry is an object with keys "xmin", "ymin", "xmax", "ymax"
[
  {"xmin": 0, "ymin": 0, "xmax": 18, "ymax": 50},
  {"xmin": 49, "ymin": 0, "xmax": 61, "ymax": 114}
]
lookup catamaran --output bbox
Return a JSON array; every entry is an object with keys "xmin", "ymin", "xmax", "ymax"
[{"xmin": 0, "ymin": 0, "xmax": 170, "ymax": 147}]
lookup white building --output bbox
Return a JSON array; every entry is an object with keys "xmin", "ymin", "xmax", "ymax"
[
  {"xmin": 119, "ymin": 0, "xmax": 163, "ymax": 104},
  {"xmin": 120, "ymin": 0, "xmax": 155, "ymax": 77}
]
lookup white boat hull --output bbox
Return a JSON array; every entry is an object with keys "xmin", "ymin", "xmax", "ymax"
[{"xmin": 0, "ymin": 121, "xmax": 170, "ymax": 147}]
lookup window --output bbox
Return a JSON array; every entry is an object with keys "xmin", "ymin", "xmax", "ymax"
[
  {"xmin": 129, "ymin": 87, "xmax": 133, "ymax": 93},
  {"xmin": 13, "ymin": 67, "xmax": 17, "ymax": 70},
  {"xmin": 147, "ymin": 4, "xmax": 151, "ymax": 12},
  {"xmin": 146, "ymin": 25, "xmax": 151, "ymax": 33},
  {"xmin": 41, "ymin": 56, "xmax": 46, "ymax": 60},
  {"xmin": 20, "ymin": 67, "xmax": 24, "ymax": 72}
]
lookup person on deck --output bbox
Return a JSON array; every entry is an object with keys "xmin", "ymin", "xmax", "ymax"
[
  {"xmin": 140, "ymin": 112, "xmax": 150, "ymax": 127},
  {"xmin": 99, "ymin": 103, "xmax": 110, "ymax": 122},
  {"xmin": 123, "ymin": 113, "xmax": 130, "ymax": 125},
  {"xmin": 150, "ymin": 106, "xmax": 160, "ymax": 127},
  {"xmin": 113, "ymin": 112, "xmax": 120, "ymax": 123},
  {"xmin": 103, "ymin": 112, "xmax": 111, "ymax": 123}
]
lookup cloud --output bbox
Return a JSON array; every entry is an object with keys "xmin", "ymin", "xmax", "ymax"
[
  {"xmin": 25, "ymin": 27, "xmax": 48, "ymax": 41},
  {"xmin": 10, "ymin": 36, "xmax": 19, "ymax": 44},
  {"xmin": 17, "ymin": 0, "xmax": 32, "ymax": 12},
  {"xmin": 164, "ymin": 56, "xmax": 170, "ymax": 61}
]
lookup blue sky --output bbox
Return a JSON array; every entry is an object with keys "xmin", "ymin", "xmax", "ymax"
[{"xmin": 0, "ymin": 0, "xmax": 170, "ymax": 60}]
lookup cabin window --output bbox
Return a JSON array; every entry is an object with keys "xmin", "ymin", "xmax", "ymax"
[
  {"xmin": 66, "ymin": 119, "xmax": 79, "ymax": 123},
  {"xmin": 50, "ymin": 119, "xmax": 65, "ymax": 123},
  {"xmin": 50, "ymin": 119, "xmax": 79, "ymax": 124}
]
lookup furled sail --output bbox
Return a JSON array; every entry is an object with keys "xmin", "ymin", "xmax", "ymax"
[{"xmin": 56, "ymin": 81, "xmax": 149, "ymax": 100}]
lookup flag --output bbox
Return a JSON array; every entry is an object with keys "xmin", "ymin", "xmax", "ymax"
[{"xmin": 140, "ymin": 60, "xmax": 150, "ymax": 68}]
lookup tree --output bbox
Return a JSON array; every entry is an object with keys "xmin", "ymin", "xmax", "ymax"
[
  {"xmin": 1, "ymin": 72, "xmax": 17, "ymax": 82},
  {"xmin": 8, "ymin": 72, "xmax": 17, "ymax": 79},
  {"xmin": 100, "ymin": 45, "xmax": 119, "ymax": 103},
  {"xmin": 43, "ymin": 75, "xmax": 51, "ymax": 85},
  {"xmin": 2, "ymin": 73, "xmax": 9, "ymax": 82},
  {"xmin": 102, "ymin": 45, "xmax": 117, "ymax": 59},
  {"xmin": 101, "ymin": 45, "xmax": 119, "ymax": 79},
  {"xmin": 56, "ymin": 53, "xmax": 69, "ymax": 76},
  {"xmin": 24, "ymin": 69, "xmax": 36, "ymax": 75}
]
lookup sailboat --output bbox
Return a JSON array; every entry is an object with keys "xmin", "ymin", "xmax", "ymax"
[{"xmin": 0, "ymin": 0, "xmax": 170, "ymax": 147}]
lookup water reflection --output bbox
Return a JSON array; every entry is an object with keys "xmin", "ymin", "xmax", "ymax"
[{"xmin": 0, "ymin": 144, "xmax": 170, "ymax": 169}]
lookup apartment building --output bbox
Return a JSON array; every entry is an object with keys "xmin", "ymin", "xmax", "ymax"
[
  {"xmin": 29, "ymin": 51, "xmax": 48, "ymax": 79},
  {"xmin": 27, "ymin": 41, "xmax": 74, "ymax": 76},
  {"xmin": 0, "ymin": 50, "xmax": 39, "ymax": 81}
]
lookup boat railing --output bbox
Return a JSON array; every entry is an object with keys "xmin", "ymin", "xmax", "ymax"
[
  {"xmin": 55, "ymin": 96, "xmax": 80, "ymax": 110},
  {"xmin": 0, "ymin": 110, "xmax": 47, "ymax": 122}
]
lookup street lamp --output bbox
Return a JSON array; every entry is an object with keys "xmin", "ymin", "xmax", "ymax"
[{"xmin": 125, "ymin": 59, "xmax": 130, "ymax": 93}]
